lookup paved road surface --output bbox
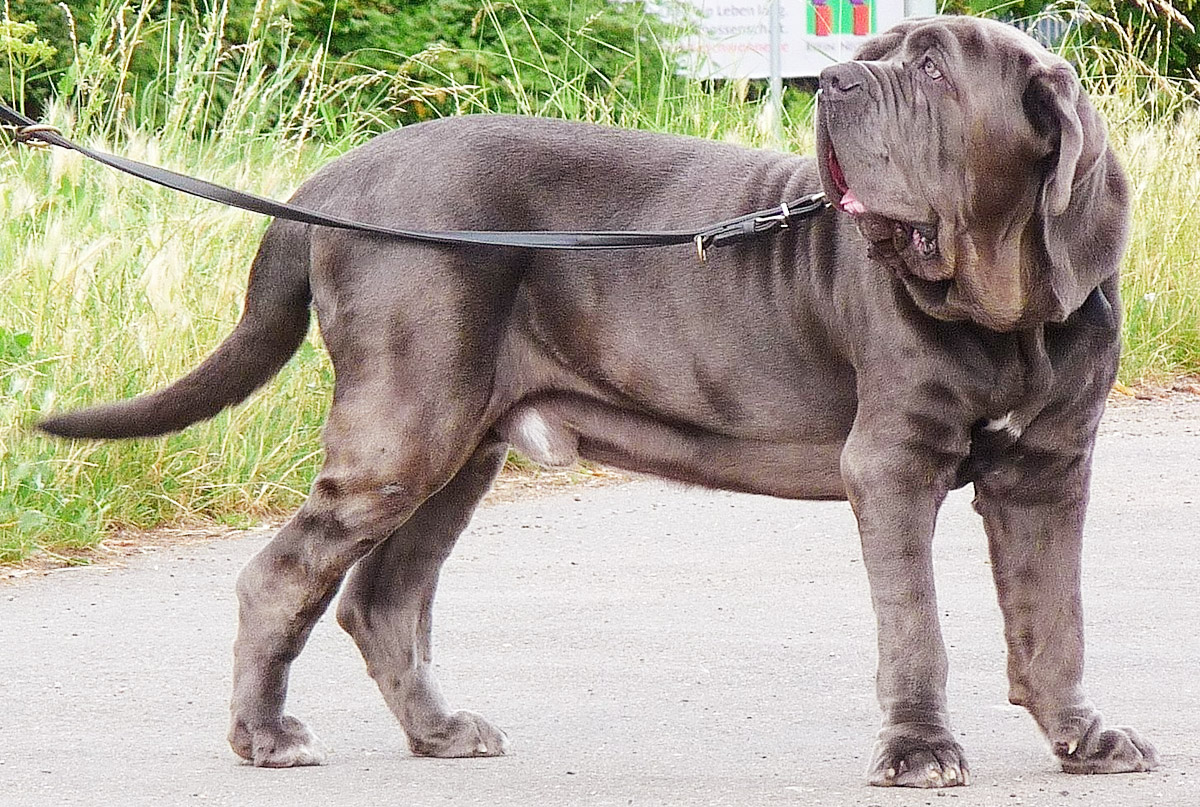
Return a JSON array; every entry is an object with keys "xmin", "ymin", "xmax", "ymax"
[{"xmin": 2, "ymin": 396, "xmax": 1197, "ymax": 806}]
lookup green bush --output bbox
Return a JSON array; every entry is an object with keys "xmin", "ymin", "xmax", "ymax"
[
  {"xmin": 1085, "ymin": 1, "xmax": 1199, "ymax": 81},
  {"xmin": 1, "ymin": 0, "xmax": 682, "ymax": 129},
  {"xmin": 267, "ymin": 0, "xmax": 684, "ymax": 120},
  {"xmin": 346, "ymin": 1, "xmax": 676, "ymax": 114},
  {"xmin": 960, "ymin": 1, "xmax": 1200, "ymax": 82},
  {"xmin": 0, "ymin": 8, "xmax": 60, "ymax": 110}
]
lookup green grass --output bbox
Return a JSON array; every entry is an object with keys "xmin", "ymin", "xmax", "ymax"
[
  {"xmin": 1082, "ymin": 33, "xmax": 1200, "ymax": 382},
  {"xmin": 1, "ymin": 3, "xmax": 1197, "ymax": 562},
  {"xmin": 0, "ymin": 137, "xmax": 332, "ymax": 557},
  {"xmin": 1111, "ymin": 109, "xmax": 1200, "ymax": 382},
  {"xmin": 989, "ymin": 4, "xmax": 1199, "ymax": 383}
]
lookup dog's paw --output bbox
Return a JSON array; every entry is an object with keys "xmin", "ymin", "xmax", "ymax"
[
  {"xmin": 408, "ymin": 710, "xmax": 510, "ymax": 758},
  {"xmin": 1053, "ymin": 723, "xmax": 1158, "ymax": 775},
  {"xmin": 868, "ymin": 726, "xmax": 970, "ymax": 788},
  {"xmin": 229, "ymin": 714, "xmax": 328, "ymax": 768}
]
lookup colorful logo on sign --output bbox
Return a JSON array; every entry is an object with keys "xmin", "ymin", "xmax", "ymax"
[{"xmin": 809, "ymin": 0, "xmax": 874, "ymax": 36}]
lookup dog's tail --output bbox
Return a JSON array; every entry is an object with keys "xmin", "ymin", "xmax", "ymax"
[{"xmin": 39, "ymin": 220, "xmax": 313, "ymax": 439}]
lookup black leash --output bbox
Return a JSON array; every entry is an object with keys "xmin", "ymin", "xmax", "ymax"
[{"xmin": 0, "ymin": 103, "xmax": 829, "ymax": 260}]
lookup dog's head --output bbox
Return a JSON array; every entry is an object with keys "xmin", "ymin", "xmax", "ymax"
[{"xmin": 816, "ymin": 15, "xmax": 1128, "ymax": 331}]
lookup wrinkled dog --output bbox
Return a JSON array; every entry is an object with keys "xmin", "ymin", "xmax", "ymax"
[{"xmin": 43, "ymin": 16, "xmax": 1157, "ymax": 787}]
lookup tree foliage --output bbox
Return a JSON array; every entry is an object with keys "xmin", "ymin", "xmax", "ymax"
[
  {"xmin": 959, "ymin": 1, "xmax": 1200, "ymax": 81},
  {"xmin": 1, "ymin": 0, "xmax": 679, "ymax": 126},
  {"xmin": 1089, "ymin": 0, "xmax": 1200, "ymax": 80}
]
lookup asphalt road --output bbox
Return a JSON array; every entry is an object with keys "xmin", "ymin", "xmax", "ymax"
[{"xmin": 1, "ymin": 396, "xmax": 1197, "ymax": 807}]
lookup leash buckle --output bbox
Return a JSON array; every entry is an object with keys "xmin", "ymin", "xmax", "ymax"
[
  {"xmin": 754, "ymin": 201, "xmax": 791, "ymax": 230},
  {"xmin": 13, "ymin": 123, "xmax": 62, "ymax": 149}
]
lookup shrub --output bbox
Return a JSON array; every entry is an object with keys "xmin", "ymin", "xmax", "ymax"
[{"xmin": 2, "ymin": 0, "xmax": 682, "ymax": 129}]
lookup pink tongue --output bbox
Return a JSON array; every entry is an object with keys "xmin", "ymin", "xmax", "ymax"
[{"xmin": 839, "ymin": 189, "xmax": 867, "ymax": 215}]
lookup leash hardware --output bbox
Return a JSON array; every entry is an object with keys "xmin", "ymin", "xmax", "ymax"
[
  {"xmin": 13, "ymin": 123, "xmax": 62, "ymax": 149},
  {"xmin": 752, "ymin": 210, "xmax": 788, "ymax": 229},
  {"xmin": 694, "ymin": 234, "xmax": 710, "ymax": 262},
  {"xmin": 754, "ymin": 201, "xmax": 791, "ymax": 229},
  {"xmin": 754, "ymin": 194, "xmax": 830, "ymax": 229}
]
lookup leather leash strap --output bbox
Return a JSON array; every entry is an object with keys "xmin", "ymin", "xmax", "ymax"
[{"xmin": 0, "ymin": 103, "xmax": 829, "ymax": 260}]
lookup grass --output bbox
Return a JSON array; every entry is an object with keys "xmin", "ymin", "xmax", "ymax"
[
  {"xmin": 1, "ymin": 3, "xmax": 1198, "ymax": 562},
  {"xmin": 1112, "ymin": 108, "xmax": 1200, "ymax": 382},
  {"xmin": 1077, "ymin": 20, "xmax": 1200, "ymax": 382},
  {"xmin": 983, "ymin": 2, "xmax": 1200, "ymax": 382},
  {"xmin": 0, "ymin": 137, "xmax": 331, "ymax": 557}
]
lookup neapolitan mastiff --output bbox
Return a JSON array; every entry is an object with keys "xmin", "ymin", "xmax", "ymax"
[{"xmin": 41, "ymin": 15, "xmax": 1157, "ymax": 787}]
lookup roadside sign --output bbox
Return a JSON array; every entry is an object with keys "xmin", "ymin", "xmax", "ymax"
[{"xmin": 674, "ymin": 0, "xmax": 934, "ymax": 79}]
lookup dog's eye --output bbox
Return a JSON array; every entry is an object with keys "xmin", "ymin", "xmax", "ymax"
[{"xmin": 922, "ymin": 57, "xmax": 943, "ymax": 81}]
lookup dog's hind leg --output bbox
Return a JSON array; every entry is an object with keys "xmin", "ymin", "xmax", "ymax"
[
  {"xmin": 336, "ymin": 441, "xmax": 510, "ymax": 758},
  {"xmin": 227, "ymin": 380, "xmax": 492, "ymax": 767}
]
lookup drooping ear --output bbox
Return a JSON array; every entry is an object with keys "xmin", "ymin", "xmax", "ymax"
[
  {"xmin": 1036, "ymin": 66, "xmax": 1088, "ymax": 216},
  {"xmin": 1024, "ymin": 63, "xmax": 1130, "ymax": 323}
]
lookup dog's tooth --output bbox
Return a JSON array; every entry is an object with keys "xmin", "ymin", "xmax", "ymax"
[
  {"xmin": 886, "ymin": 767, "xmax": 897, "ymax": 779},
  {"xmin": 911, "ymin": 228, "xmax": 937, "ymax": 258},
  {"xmin": 1067, "ymin": 739, "xmax": 1078, "ymax": 755},
  {"xmin": 476, "ymin": 742, "xmax": 488, "ymax": 754}
]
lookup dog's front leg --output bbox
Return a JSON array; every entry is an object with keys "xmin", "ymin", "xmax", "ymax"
[
  {"xmin": 973, "ymin": 426, "xmax": 1158, "ymax": 775},
  {"xmin": 841, "ymin": 417, "xmax": 969, "ymax": 788}
]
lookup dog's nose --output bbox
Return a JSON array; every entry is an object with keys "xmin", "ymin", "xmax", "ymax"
[{"xmin": 819, "ymin": 63, "xmax": 865, "ymax": 100}]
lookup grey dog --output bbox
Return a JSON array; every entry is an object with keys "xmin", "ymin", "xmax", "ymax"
[{"xmin": 41, "ymin": 16, "xmax": 1158, "ymax": 788}]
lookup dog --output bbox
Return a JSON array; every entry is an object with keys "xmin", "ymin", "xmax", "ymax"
[{"xmin": 40, "ymin": 15, "xmax": 1157, "ymax": 787}]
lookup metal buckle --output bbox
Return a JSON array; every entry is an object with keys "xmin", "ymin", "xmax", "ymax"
[{"xmin": 753, "ymin": 201, "xmax": 792, "ymax": 230}]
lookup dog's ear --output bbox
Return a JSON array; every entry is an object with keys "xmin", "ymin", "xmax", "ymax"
[
  {"xmin": 1030, "ymin": 65, "xmax": 1093, "ymax": 217},
  {"xmin": 1024, "ymin": 63, "xmax": 1129, "ymax": 323},
  {"xmin": 853, "ymin": 26, "xmax": 906, "ymax": 61}
]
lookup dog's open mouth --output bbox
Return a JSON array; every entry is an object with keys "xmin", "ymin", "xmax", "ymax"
[
  {"xmin": 827, "ymin": 148, "xmax": 866, "ymax": 216},
  {"xmin": 825, "ymin": 146, "xmax": 945, "ymax": 272}
]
